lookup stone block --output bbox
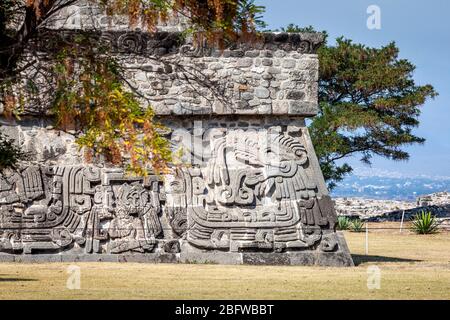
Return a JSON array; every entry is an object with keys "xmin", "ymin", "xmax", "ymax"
[
  {"xmin": 180, "ymin": 246, "xmax": 242, "ymax": 265},
  {"xmin": 288, "ymin": 101, "xmax": 318, "ymax": 116},
  {"xmin": 14, "ymin": 255, "xmax": 62, "ymax": 263},
  {"xmin": 254, "ymin": 87, "xmax": 270, "ymax": 99},
  {"xmin": 242, "ymin": 253, "xmax": 291, "ymax": 265},
  {"xmin": 118, "ymin": 254, "xmax": 178, "ymax": 263},
  {"xmin": 288, "ymin": 252, "xmax": 316, "ymax": 266},
  {"xmin": 315, "ymin": 252, "xmax": 354, "ymax": 267},
  {"xmin": 282, "ymin": 59, "xmax": 296, "ymax": 69},
  {"xmin": 0, "ymin": 255, "xmax": 15, "ymax": 262}
]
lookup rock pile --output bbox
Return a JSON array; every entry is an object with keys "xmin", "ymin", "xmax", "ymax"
[
  {"xmin": 334, "ymin": 192, "xmax": 450, "ymax": 222},
  {"xmin": 417, "ymin": 192, "xmax": 450, "ymax": 207},
  {"xmin": 334, "ymin": 198, "xmax": 416, "ymax": 219}
]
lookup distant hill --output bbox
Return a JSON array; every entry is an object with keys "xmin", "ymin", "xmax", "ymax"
[{"xmin": 331, "ymin": 170, "xmax": 450, "ymax": 201}]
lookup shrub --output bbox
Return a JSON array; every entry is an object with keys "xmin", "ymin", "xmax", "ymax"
[
  {"xmin": 337, "ymin": 216, "xmax": 351, "ymax": 230},
  {"xmin": 350, "ymin": 219, "xmax": 364, "ymax": 232},
  {"xmin": 0, "ymin": 131, "xmax": 26, "ymax": 171},
  {"xmin": 411, "ymin": 210, "xmax": 439, "ymax": 234}
]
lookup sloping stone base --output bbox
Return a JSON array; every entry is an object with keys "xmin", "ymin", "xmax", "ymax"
[{"xmin": 180, "ymin": 232, "xmax": 354, "ymax": 267}]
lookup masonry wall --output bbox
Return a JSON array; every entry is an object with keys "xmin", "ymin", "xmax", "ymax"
[{"xmin": 0, "ymin": 14, "xmax": 353, "ymax": 266}]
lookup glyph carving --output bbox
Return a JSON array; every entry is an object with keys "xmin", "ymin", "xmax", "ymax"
[
  {"xmin": 168, "ymin": 129, "xmax": 339, "ymax": 253},
  {"xmin": 0, "ymin": 166, "xmax": 163, "ymax": 254}
]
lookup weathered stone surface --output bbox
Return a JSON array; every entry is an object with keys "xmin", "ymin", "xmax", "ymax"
[
  {"xmin": 288, "ymin": 101, "xmax": 318, "ymax": 115},
  {"xmin": 117, "ymin": 254, "xmax": 178, "ymax": 263},
  {"xmin": 0, "ymin": 254, "xmax": 15, "ymax": 262},
  {"xmin": 242, "ymin": 253, "xmax": 291, "ymax": 266},
  {"xmin": 0, "ymin": 9, "xmax": 353, "ymax": 266},
  {"xmin": 254, "ymin": 87, "xmax": 270, "ymax": 99},
  {"xmin": 180, "ymin": 246, "xmax": 242, "ymax": 265},
  {"xmin": 0, "ymin": 117, "xmax": 353, "ymax": 266},
  {"xmin": 15, "ymin": 17, "xmax": 322, "ymax": 117},
  {"xmin": 288, "ymin": 252, "xmax": 316, "ymax": 266},
  {"xmin": 0, "ymin": 254, "xmax": 183, "ymax": 263},
  {"xmin": 286, "ymin": 90, "xmax": 306, "ymax": 100}
]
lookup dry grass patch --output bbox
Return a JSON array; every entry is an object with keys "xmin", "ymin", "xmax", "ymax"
[{"xmin": 0, "ymin": 224, "xmax": 449, "ymax": 300}]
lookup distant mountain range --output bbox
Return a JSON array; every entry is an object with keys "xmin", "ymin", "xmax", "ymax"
[{"xmin": 331, "ymin": 168, "xmax": 450, "ymax": 201}]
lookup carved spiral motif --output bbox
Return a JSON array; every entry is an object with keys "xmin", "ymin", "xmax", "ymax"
[
  {"xmin": 97, "ymin": 33, "xmax": 116, "ymax": 50},
  {"xmin": 117, "ymin": 33, "xmax": 143, "ymax": 53},
  {"xmin": 170, "ymin": 210, "xmax": 187, "ymax": 236},
  {"xmin": 236, "ymin": 186, "xmax": 254, "ymax": 205},
  {"xmin": 217, "ymin": 185, "xmax": 233, "ymax": 205},
  {"xmin": 297, "ymin": 41, "xmax": 311, "ymax": 54},
  {"xmin": 180, "ymin": 44, "xmax": 203, "ymax": 57},
  {"xmin": 51, "ymin": 227, "xmax": 72, "ymax": 247}
]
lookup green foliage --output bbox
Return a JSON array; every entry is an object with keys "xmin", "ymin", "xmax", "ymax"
[
  {"xmin": 100, "ymin": 0, "xmax": 266, "ymax": 41},
  {"xmin": 411, "ymin": 210, "xmax": 439, "ymax": 234},
  {"xmin": 281, "ymin": 25, "xmax": 437, "ymax": 190},
  {"xmin": 279, "ymin": 24, "xmax": 328, "ymax": 39},
  {"xmin": 1, "ymin": 0, "xmax": 268, "ymax": 176},
  {"xmin": 337, "ymin": 216, "xmax": 351, "ymax": 230},
  {"xmin": 350, "ymin": 218, "xmax": 364, "ymax": 232},
  {"xmin": 315, "ymin": 38, "xmax": 437, "ymax": 189},
  {"xmin": 236, "ymin": 0, "xmax": 267, "ymax": 31},
  {"xmin": 0, "ymin": 131, "xmax": 26, "ymax": 171},
  {"xmin": 52, "ymin": 38, "xmax": 172, "ymax": 176}
]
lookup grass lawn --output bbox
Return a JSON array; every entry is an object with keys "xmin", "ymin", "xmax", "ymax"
[{"xmin": 0, "ymin": 222, "xmax": 449, "ymax": 299}]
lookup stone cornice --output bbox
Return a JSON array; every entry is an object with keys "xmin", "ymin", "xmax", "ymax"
[
  {"xmin": 20, "ymin": 28, "xmax": 322, "ymax": 117},
  {"xmin": 34, "ymin": 28, "xmax": 324, "ymax": 57}
]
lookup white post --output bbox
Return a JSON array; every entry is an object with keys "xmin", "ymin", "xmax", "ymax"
[
  {"xmin": 365, "ymin": 222, "xmax": 369, "ymax": 255},
  {"xmin": 400, "ymin": 210, "xmax": 405, "ymax": 233}
]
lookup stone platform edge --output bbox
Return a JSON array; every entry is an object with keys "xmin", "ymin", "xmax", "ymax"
[{"xmin": 0, "ymin": 233, "xmax": 354, "ymax": 267}]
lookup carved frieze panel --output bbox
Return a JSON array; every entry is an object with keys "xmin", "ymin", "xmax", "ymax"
[
  {"xmin": 0, "ymin": 122, "xmax": 345, "ymax": 259},
  {"xmin": 164, "ymin": 123, "xmax": 341, "ymax": 254},
  {"xmin": 0, "ymin": 166, "xmax": 164, "ymax": 254}
]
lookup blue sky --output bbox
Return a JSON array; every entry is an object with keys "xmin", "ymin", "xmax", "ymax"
[{"xmin": 257, "ymin": 0, "xmax": 450, "ymax": 178}]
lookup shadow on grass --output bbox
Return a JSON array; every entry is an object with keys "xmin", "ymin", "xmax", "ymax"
[
  {"xmin": 352, "ymin": 254, "xmax": 422, "ymax": 266},
  {"xmin": 0, "ymin": 275, "xmax": 37, "ymax": 282}
]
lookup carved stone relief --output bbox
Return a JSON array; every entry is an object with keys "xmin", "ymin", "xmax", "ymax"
[
  {"xmin": 0, "ymin": 24, "xmax": 354, "ymax": 265},
  {"xmin": 0, "ymin": 121, "xmax": 352, "ymax": 265},
  {"xmin": 166, "ymin": 128, "xmax": 339, "ymax": 253},
  {"xmin": 0, "ymin": 166, "xmax": 163, "ymax": 254}
]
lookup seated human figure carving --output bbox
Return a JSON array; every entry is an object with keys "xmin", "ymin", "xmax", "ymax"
[
  {"xmin": 107, "ymin": 183, "xmax": 161, "ymax": 253},
  {"xmin": 108, "ymin": 207, "xmax": 148, "ymax": 253}
]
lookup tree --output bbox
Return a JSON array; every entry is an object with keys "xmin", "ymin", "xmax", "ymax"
[
  {"xmin": 281, "ymin": 24, "xmax": 437, "ymax": 189},
  {"xmin": 0, "ymin": 0, "xmax": 265, "ymax": 173},
  {"xmin": 0, "ymin": 0, "xmax": 265, "ymax": 83}
]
